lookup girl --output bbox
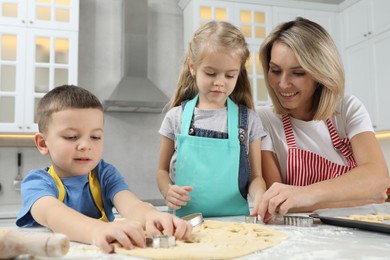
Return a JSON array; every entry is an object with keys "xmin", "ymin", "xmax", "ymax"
[
  {"xmin": 255, "ymin": 17, "xmax": 390, "ymax": 221},
  {"xmin": 157, "ymin": 21, "xmax": 266, "ymax": 217}
]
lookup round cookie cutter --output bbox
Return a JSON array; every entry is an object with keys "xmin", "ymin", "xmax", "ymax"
[
  {"xmin": 245, "ymin": 215, "xmax": 264, "ymax": 224},
  {"xmin": 182, "ymin": 213, "xmax": 204, "ymax": 227},
  {"xmin": 145, "ymin": 235, "xmax": 176, "ymax": 248}
]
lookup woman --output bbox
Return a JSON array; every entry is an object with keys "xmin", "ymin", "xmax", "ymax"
[{"xmin": 254, "ymin": 17, "xmax": 390, "ymax": 221}]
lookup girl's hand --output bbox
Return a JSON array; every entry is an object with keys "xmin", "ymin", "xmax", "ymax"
[
  {"xmin": 164, "ymin": 185, "xmax": 192, "ymax": 210},
  {"xmin": 91, "ymin": 219, "xmax": 145, "ymax": 253},
  {"xmin": 144, "ymin": 211, "xmax": 192, "ymax": 240}
]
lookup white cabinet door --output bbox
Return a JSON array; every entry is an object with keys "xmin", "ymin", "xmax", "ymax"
[
  {"xmin": 344, "ymin": 29, "xmax": 390, "ymax": 131},
  {"xmin": 0, "ymin": 0, "xmax": 28, "ymax": 26},
  {"xmin": 343, "ymin": 0, "xmax": 390, "ymax": 48},
  {"xmin": 234, "ymin": 3, "xmax": 272, "ymax": 45},
  {"xmin": 0, "ymin": 26, "xmax": 25, "ymax": 132},
  {"xmin": 344, "ymin": 40, "xmax": 377, "ymax": 128},
  {"xmin": 23, "ymin": 28, "xmax": 78, "ymax": 132},
  {"xmin": 369, "ymin": 0, "xmax": 390, "ymax": 39},
  {"xmin": 370, "ymin": 30, "xmax": 390, "ymax": 130},
  {"xmin": 0, "ymin": 0, "xmax": 79, "ymax": 133},
  {"xmin": 343, "ymin": 0, "xmax": 369, "ymax": 47},
  {"xmin": 0, "ymin": 0, "xmax": 79, "ymax": 30}
]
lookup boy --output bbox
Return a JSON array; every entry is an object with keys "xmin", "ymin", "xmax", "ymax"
[{"xmin": 16, "ymin": 85, "xmax": 192, "ymax": 253}]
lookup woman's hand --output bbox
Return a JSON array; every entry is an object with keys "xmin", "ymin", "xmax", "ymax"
[
  {"xmin": 91, "ymin": 219, "xmax": 145, "ymax": 253},
  {"xmin": 256, "ymin": 182, "xmax": 317, "ymax": 221},
  {"xmin": 164, "ymin": 185, "xmax": 192, "ymax": 210},
  {"xmin": 144, "ymin": 211, "xmax": 192, "ymax": 240}
]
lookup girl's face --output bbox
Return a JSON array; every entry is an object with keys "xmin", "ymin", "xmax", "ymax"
[
  {"xmin": 190, "ymin": 51, "xmax": 241, "ymax": 109},
  {"xmin": 268, "ymin": 42, "xmax": 318, "ymax": 121},
  {"xmin": 38, "ymin": 108, "xmax": 104, "ymax": 178}
]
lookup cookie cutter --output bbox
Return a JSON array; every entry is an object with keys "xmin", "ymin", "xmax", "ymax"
[
  {"xmin": 145, "ymin": 235, "xmax": 176, "ymax": 248},
  {"xmin": 182, "ymin": 213, "xmax": 204, "ymax": 227},
  {"xmin": 283, "ymin": 215, "xmax": 314, "ymax": 227},
  {"xmin": 245, "ymin": 215, "xmax": 264, "ymax": 224}
]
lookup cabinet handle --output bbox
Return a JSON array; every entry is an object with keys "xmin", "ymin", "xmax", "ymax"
[
  {"xmin": 363, "ymin": 34, "xmax": 367, "ymax": 37},
  {"xmin": 29, "ymin": 21, "xmax": 34, "ymax": 24},
  {"xmin": 368, "ymin": 31, "xmax": 372, "ymax": 35},
  {"xmin": 21, "ymin": 20, "xmax": 26, "ymax": 23}
]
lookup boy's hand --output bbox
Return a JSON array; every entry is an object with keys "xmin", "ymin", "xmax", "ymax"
[
  {"xmin": 144, "ymin": 211, "xmax": 192, "ymax": 240},
  {"xmin": 91, "ymin": 220, "xmax": 145, "ymax": 253},
  {"xmin": 164, "ymin": 185, "xmax": 192, "ymax": 210}
]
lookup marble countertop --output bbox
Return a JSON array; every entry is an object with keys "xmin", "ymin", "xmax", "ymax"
[{"xmin": 6, "ymin": 203, "xmax": 390, "ymax": 259}]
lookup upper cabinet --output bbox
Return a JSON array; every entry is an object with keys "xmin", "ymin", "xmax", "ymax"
[
  {"xmin": 0, "ymin": 0, "xmax": 79, "ymax": 30},
  {"xmin": 343, "ymin": 0, "xmax": 390, "ymax": 131},
  {"xmin": 0, "ymin": 0, "xmax": 79, "ymax": 133},
  {"xmin": 343, "ymin": 0, "xmax": 390, "ymax": 48}
]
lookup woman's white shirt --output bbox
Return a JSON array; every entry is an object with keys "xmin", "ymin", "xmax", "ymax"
[{"xmin": 256, "ymin": 96, "xmax": 374, "ymax": 182}]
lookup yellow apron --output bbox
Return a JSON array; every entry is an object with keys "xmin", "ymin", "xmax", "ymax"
[{"xmin": 47, "ymin": 166, "xmax": 108, "ymax": 222}]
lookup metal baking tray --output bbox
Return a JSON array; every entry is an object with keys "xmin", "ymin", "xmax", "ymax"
[
  {"xmin": 310, "ymin": 213, "xmax": 390, "ymax": 234},
  {"xmin": 311, "ymin": 203, "xmax": 390, "ymax": 235}
]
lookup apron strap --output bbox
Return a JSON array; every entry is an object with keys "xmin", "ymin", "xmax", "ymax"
[
  {"xmin": 282, "ymin": 114, "xmax": 297, "ymax": 148},
  {"xmin": 326, "ymin": 119, "xmax": 356, "ymax": 167},
  {"xmin": 227, "ymin": 97, "xmax": 239, "ymax": 146},
  {"xmin": 181, "ymin": 96, "xmax": 198, "ymax": 136},
  {"xmin": 181, "ymin": 95, "xmax": 239, "ymax": 146},
  {"xmin": 47, "ymin": 166, "xmax": 109, "ymax": 222}
]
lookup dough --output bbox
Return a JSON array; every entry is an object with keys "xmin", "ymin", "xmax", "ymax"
[
  {"xmin": 337, "ymin": 212, "xmax": 390, "ymax": 223},
  {"xmin": 114, "ymin": 220, "xmax": 288, "ymax": 260}
]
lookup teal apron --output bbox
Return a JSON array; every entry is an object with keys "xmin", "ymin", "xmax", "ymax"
[{"xmin": 175, "ymin": 95, "xmax": 249, "ymax": 217}]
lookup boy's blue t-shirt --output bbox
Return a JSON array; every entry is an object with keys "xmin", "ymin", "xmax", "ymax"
[{"xmin": 16, "ymin": 159, "xmax": 129, "ymax": 227}]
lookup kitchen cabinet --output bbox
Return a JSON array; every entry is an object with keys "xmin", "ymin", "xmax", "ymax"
[
  {"xmin": 343, "ymin": 0, "xmax": 390, "ymax": 48},
  {"xmin": 343, "ymin": 0, "xmax": 390, "ymax": 131},
  {"xmin": 344, "ymin": 29, "xmax": 390, "ymax": 131},
  {"xmin": 179, "ymin": 0, "xmax": 273, "ymax": 106},
  {"xmin": 0, "ymin": 0, "xmax": 79, "ymax": 133}
]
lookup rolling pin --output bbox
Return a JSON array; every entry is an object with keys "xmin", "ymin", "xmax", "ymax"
[{"xmin": 0, "ymin": 228, "xmax": 69, "ymax": 259}]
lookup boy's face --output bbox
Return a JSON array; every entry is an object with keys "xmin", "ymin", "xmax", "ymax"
[{"xmin": 37, "ymin": 108, "xmax": 104, "ymax": 178}]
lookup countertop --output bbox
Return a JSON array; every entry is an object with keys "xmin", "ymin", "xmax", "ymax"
[{"xmin": 6, "ymin": 204, "xmax": 390, "ymax": 260}]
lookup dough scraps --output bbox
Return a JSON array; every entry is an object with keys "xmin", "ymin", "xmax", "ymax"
[{"xmin": 114, "ymin": 219, "xmax": 288, "ymax": 260}]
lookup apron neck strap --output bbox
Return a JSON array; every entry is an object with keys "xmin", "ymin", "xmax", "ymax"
[
  {"xmin": 47, "ymin": 166, "xmax": 109, "ymax": 222},
  {"xmin": 181, "ymin": 95, "xmax": 239, "ymax": 144}
]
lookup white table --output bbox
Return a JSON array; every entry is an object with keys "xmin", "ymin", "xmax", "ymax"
[{"xmin": 9, "ymin": 204, "xmax": 390, "ymax": 260}]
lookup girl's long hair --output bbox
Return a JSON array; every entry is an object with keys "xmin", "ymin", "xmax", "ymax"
[{"xmin": 168, "ymin": 21, "xmax": 254, "ymax": 110}]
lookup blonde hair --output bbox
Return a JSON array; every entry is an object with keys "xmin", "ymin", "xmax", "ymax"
[
  {"xmin": 37, "ymin": 85, "xmax": 103, "ymax": 133},
  {"xmin": 259, "ymin": 17, "xmax": 344, "ymax": 120},
  {"xmin": 168, "ymin": 20, "xmax": 253, "ymax": 110}
]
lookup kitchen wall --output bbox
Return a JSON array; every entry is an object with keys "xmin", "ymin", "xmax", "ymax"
[
  {"xmin": 1, "ymin": 0, "xmax": 390, "ymax": 208},
  {"xmin": 76, "ymin": 0, "xmax": 184, "ymax": 204}
]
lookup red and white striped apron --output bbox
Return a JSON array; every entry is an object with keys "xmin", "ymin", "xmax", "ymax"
[{"xmin": 283, "ymin": 114, "xmax": 357, "ymax": 186}]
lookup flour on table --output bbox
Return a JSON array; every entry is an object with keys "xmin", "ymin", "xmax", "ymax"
[{"xmin": 114, "ymin": 219, "xmax": 288, "ymax": 260}]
